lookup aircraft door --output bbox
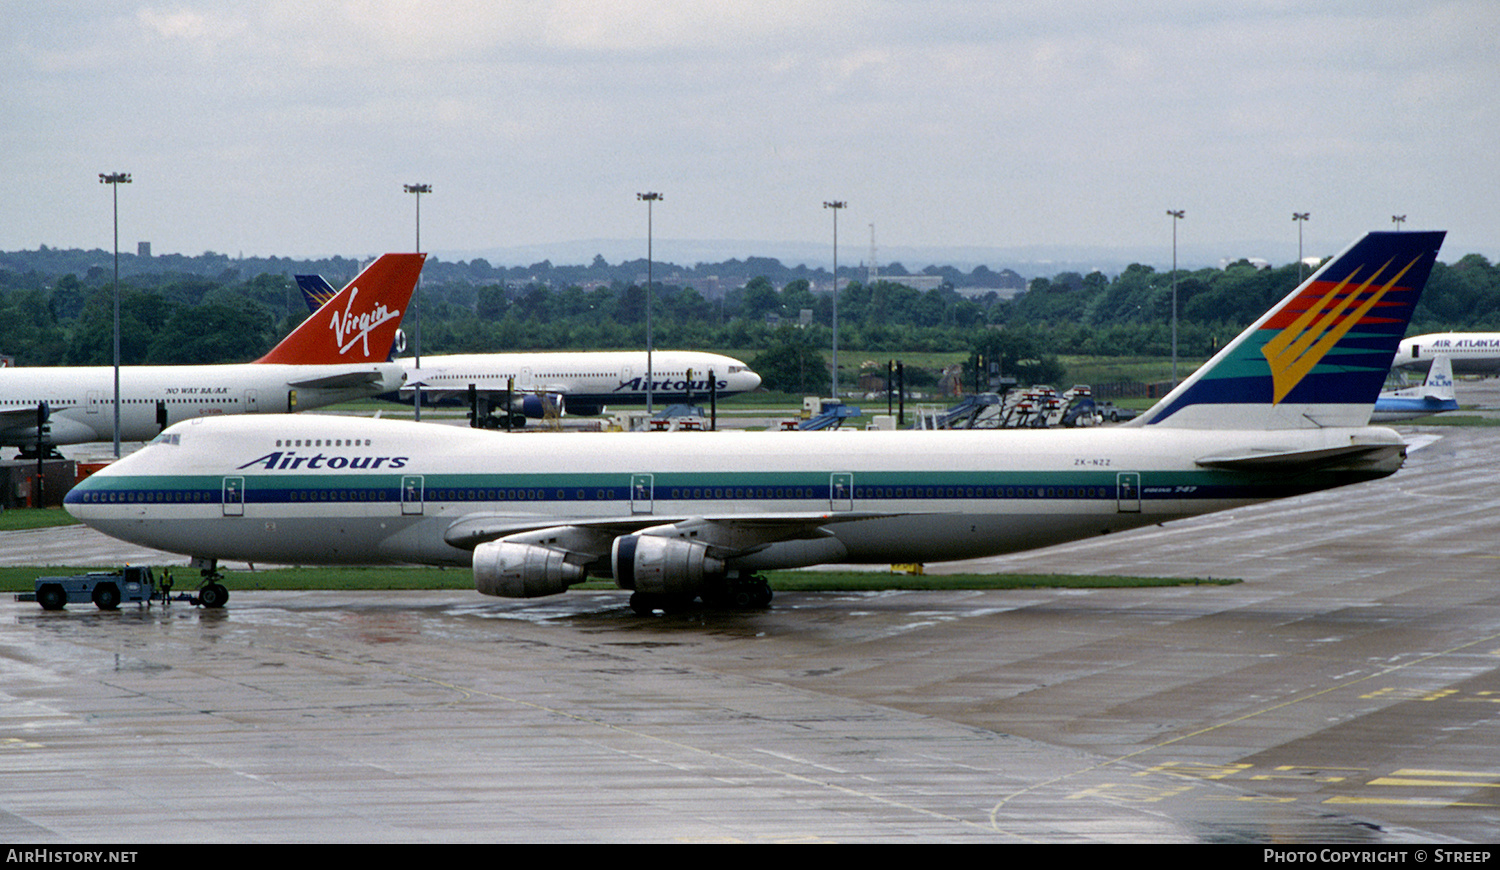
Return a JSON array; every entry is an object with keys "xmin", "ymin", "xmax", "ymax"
[
  {"xmin": 1116, "ymin": 472, "xmax": 1141, "ymax": 513},
  {"xmin": 245, "ymin": 389, "xmax": 259, "ymax": 413},
  {"xmin": 87, "ymin": 391, "xmax": 102, "ymax": 415},
  {"xmin": 631, "ymin": 473, "xmax": 653, "ymax": 514},
  {"xmin": 401, "ymin": 475, "xmax": 424, "ymax": 515},
  {"xmin": 222, "ymin": 476, "xmax": 245, "ymax": 517},
  {"xmin": 830, "ymin": 472, "xmax": 854, "ymax": 511}
]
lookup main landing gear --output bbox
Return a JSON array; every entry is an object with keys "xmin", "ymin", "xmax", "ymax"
[{"xmin": 628, "ymin": 574, "xmax": 774, "ymax": 616}]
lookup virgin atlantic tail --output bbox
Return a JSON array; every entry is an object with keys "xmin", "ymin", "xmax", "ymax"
[{"xmin": 256, "ymin": 254, "xmax": 425, "ymax": 365}]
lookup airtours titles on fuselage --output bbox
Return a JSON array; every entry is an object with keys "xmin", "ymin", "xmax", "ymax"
[
  {"xmin": 611, "ymin": 376, "xmax": 728, "ymax": 394},
  {"xmin": 237, "ymin": 451, "xmax": 409, "ymax": 471}
]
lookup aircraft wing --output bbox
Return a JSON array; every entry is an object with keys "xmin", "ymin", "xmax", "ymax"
[
  {"xmin": 443, "ymin": 510, "xmax": 897, "ymax": 554},
  {"xmin": 0, "ymin": 404, "xmax": 77, "ymax": 428}
]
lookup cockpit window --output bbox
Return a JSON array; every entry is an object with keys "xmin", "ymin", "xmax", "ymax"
[{"xmin": 149, "ymin": 433, "xmax": 181, "ymax": 446}]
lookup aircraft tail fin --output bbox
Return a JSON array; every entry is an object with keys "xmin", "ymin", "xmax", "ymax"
[
  {"xmin": 295, "ymin": 274, "xmax": 340, "ymax": 313},
  {"xmin": 1131, "ymin": 231, "xmax": 1445, "ymax": 429},
  {"xmin": 256, "ymin": 254, "xmax": 424, "ymax": 365},
  {"xmin": 1421, "ymin": 353, "xmax": 1455, "ymax": 400}
]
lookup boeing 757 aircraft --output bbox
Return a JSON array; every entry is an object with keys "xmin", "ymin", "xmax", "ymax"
[
  {"xmin": 1393, "ymin": 332, "xmax": 1500, "ymax": 375},
  {"xmin": 0, "ymin": 254, "xmax": 424, "ymax": 456},
  {"xmin": 297, "ymin": 274, "xmax": 761, "ymax": 421},
  {"xmin": 67, "ymin": 232, "xmax": 1444, "ymax": 612}
]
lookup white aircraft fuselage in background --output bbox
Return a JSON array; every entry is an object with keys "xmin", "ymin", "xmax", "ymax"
[
  {"xmin": 0, "ymin": 253, "xmax": 424, "ymax": 453},
  {"xmin": 296, "ymin": 274, "xmax": 760, "ymax": 416},
  {"xmin": 68, "ymin": 232, "xmax": 1446, "ymax": 612},
  {"xmin": 402, "ymin": 350, "xmax": 761, "ymax": 416},
  {"xmin": 1393, "ymin": 333, "xmax": 1500, "ymax": 375}
]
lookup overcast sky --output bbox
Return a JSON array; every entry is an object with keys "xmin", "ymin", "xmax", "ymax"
[{"xmin": 6, "ymin": 1, "xmax": 1497, "ymax": 269}]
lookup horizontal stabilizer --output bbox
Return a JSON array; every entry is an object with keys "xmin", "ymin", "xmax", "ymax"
[
  {"xmin": 286, "ymin": 369, "xmax": 392, "ymax": 390},
  {"xmin": 1195, "ymin": 441, "xmax": 1405, "ymax": 471}
]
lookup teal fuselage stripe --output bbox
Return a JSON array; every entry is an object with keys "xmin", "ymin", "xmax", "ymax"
[{"xmin": 67, "ymin": 466, "xmax": 1389, "ymax": 507}]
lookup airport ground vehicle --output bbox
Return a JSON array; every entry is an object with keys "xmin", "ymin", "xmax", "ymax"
[{"xmin": 16, "ymin": 565, "xmax": 221, "ymax": 610}]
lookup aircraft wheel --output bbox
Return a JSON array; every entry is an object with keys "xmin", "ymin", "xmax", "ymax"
[
  {"xmin": 659, "ymin": 594, "xmax": 698, "ymax": 614},
  {"xmin": 199, "ymin": 583, "xmax": 229, "ymax": 609},
  {"xmin": 629, "ymin": 592, "xmax": 658, "ymax": 616},
  {"xmin": 92, "ymin": 583, "xmax": 121, "ymax": 611},
  {"xmin": 37, "ymin": 584, "xmax": 66, "ymax": 611}
]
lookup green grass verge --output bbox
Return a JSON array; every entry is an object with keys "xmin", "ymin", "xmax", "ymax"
[
  {"xmin": 1, "ymin": 565, "xmax": 1237, "ymax": 594},
  {"xmin": 0, "ymin": 508, "xmax": 80, "ymax": 531}
]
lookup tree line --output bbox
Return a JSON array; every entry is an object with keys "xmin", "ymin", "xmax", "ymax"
[{"xmin": 1, "ymin": 247, "xmax": 1497, "ymax": 393}]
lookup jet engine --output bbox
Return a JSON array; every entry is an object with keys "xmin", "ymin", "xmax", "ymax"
[
  {"xmin": 611, "ymin": 534, "xmax": 724, "ymax": 597},
  {"xmin": 517, "ymin": 393, "xmax": 561, "ymax": 419},
  {"xmin": 472, "ymin": 540, "xmax": 585, "ymax": 598}
]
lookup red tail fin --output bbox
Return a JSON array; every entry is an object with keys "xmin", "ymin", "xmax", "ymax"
[{"xmin": 255, "ymin": 253, "xmax": 425, "ymax": 365}]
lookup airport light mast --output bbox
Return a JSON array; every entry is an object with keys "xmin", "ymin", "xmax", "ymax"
[
  {"xmin": 99, "ymin": 172, "xmax": 131, "ymax": 458},
  {"xmin": 1167, "ymin": 209, "xmax": 1184, "ymax": 387},
  {"xmin": 1392, "ymin": 214, "xmax": 1406, "ymax": 231},
  {"xmin": 824, "ymin": 200, "xmax": 846, "ymax": 400},
  {"xmin": 1293, "ymin": 212, "xmax": 1310, "ymax": 283},
  {"xmin": 404, "ymin": 183, "xmax": 430, "ymax": 421},
  {"xmin": 638, "ymin": 192, "xmax": 662, "ymax": 416}
]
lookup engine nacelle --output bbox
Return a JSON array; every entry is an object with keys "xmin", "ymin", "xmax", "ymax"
[
  {"xmin": 611, "ymin": 534, "xmax": 724, "ymax": 597},
  {"xmin": 472, "ymin": 540, "xmax": 585, "ymax": 598},
  {"xmin": 517, "ymin": 393, "xmax": 563, "ymax": 419}
]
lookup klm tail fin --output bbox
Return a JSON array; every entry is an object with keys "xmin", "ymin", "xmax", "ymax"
[
  {"xmin": 1422, "ymin": 353, "xmax": 1456, "ymax": 399},
  {"xmin": 1132, "ymin": 231, "xmax": 1444, "ymax": 429},
  {"xmin": 1371, "ymin": 354, "xmax": 1457, "ymax": 422},
  {"xmin": 295, "ymin": 274, "xmax": 340, "ymax": 313},
  {"xmin": 256, "ymin": 254, "xmax": 424, "ymax": 365}
]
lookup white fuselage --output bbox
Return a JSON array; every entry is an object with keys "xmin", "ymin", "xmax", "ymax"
[
  {"xmin": 1393, "ymin": 333, "xmax": 1500, "ymax": 375},
  {"xmin": 401, "ymin": 351, "xmax": 760, "ymax": 410},
  {"xmin": 66, "ymin": 414, "xmax": 1406, "ymax": 571},
  {"xmin": 0, "ymin": 363, "xmax": 405, "ymax": 449}
]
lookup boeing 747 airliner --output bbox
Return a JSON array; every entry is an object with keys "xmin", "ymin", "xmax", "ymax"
[{"xmin": 68, "ymin": 232, "xmax": 1444, "ymax": 612}]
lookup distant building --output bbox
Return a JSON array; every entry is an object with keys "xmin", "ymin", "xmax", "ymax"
[
  {"xmin": 876, "ymin": 275, "xmax": 944, "ymax": 291},
  {"xmin": 137, "ymin": 241, "xmax": 151, "ymax": 258}
]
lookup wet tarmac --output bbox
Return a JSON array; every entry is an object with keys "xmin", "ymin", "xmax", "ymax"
[{"xmin": 3, "ymin": 413, "xmax": 1500, "ymax": 842}]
